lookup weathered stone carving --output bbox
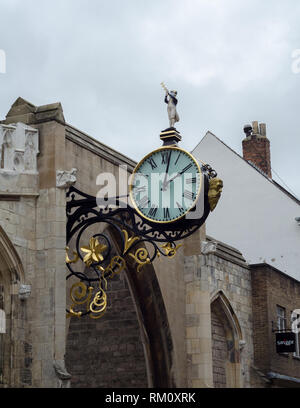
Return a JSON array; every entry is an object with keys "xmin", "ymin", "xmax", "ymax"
[
  {"xmin": 0, "ymin": 123, "xmax": 39, "ymax": 173},
  {"xmin": 13, "ymin": 150, "xmax": 25, "ymax": 172},
  {"xmin": 201, "ymin": 240, "xmax": 217, "ymax": 255},
  {"xmin": 56, "ymin": 168, "xmax": 77, "ymax": 189},
  {"xmin": 0, "ymin": 309, "xmax": 6, "ymax": 334},
  {"xmin": 53, "ymin": 360, "xmax": 72, "ymax": 388},
  {"xmin": 2, "ymin": 128, "xmax": 14, "ymax": 170},
  {"xmin": 18, "ymin": 284, "xmax": 31, "ymax": 300},
  {"xmin": 239, "ymin": 340, "xmax": 246, "ymax": 350},
  {"xmin": 24, "ymin": 131, "xmax": 37, "ymax": 171}
]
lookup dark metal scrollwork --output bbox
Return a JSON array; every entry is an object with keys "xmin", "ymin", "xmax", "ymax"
[{"xmin": 65, "ymin": 166, "xmax": 213, "ymax": 318}]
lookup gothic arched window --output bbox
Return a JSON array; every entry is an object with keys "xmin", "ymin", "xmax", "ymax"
[
  {"xmin": 0, "ymin": 286, "xmax": 5, "ymax": 384},
  {"xmin": 210, "ymin": 291, "xmax": 243, "ymax": 388}
]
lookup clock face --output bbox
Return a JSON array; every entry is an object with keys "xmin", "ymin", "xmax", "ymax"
[{"xmin": 129, "ymin": 147, "xmax": 202, "ymax": 223}]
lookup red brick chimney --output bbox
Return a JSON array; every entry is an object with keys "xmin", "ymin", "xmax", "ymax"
[{"xmin": 242, "ymin": 121, "xmax": 272, "ymax": 178}]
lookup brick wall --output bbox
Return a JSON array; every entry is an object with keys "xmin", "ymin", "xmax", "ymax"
[
  {"xmin": 251, "ymin": 266, "xmax": 270, "ymax": 372},
  {"xmin": 242, "ymin": 130, "xmax": 272, "ymax": 178},
  {"xmin": 251, "ymin": 264, "xmax": 300, "ymax": 385},
  {"xmin": 65, "ymin": 271, "xmax": 148, "ymax": 388},
  {"xmin": 211, "ymin": 305, "xmax": 227, "ymax": 387}
]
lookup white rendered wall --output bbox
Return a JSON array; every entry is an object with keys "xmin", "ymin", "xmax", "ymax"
[{"xmin": 193, "ymin": 132, "xmax": 300, "ymax": 280}]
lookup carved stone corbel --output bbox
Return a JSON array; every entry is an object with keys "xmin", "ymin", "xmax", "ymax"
[
  {"xmin": 53, "ymin": 359, "xmax": 72, "ymax": 388},
  {"xmin": 201, "ymin": 240, "xmax": 217, "ymax": 255},
  {"xmin": 18, "ymin": 284, "xmax": 31, "ymax": 300},
  {"xmin": 239, "ymin": 339, "xmax": 246, "ymax": 350},
  {"xmin": 56, "ymin": 168, "xmax": 77, "ymax": 189}
]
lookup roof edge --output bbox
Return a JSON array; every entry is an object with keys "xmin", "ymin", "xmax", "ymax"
[{"xmin": 192, "ymin": 131, "xmax": 300, "ymax": 205}]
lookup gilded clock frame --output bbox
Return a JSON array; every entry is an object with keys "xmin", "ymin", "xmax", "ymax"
[{"xmin": 129, "ymin": 145, "xmax": 203, "ymax": 224}]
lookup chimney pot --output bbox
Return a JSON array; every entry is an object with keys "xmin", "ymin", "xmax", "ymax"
[
  {"xmin": 252, "ymin": 121, "xmax": 259, "ymax": 134},
  {"xmin": 243, "ymin": 124, "xmax": 252, "ymax": 137},
  {"xmin": 242, "ymin": 121, "xmax": 272, "ymax": 178},
  {"xmin": 259, "ymin": 123, "xmax": 266, "ymax": 136}
]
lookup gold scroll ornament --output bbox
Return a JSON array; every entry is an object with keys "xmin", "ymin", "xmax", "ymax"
[
  {"xmin": 67, "ymin": 282, "xmax": 93, "ymax": 318},
  {"xmin": 67, "ymin": 280, "xmax": 107, "ymax": 320},
  {"xmin": 128, "ymin": 247, "xmax": 151, "ymax": 273},
  {"xmin": 122, "ymin": 229, "xmax": 151, "ymax": 273},
  {"xmin": 66, "ymin": 254, "xmax": 127, "ymax": 319},
  {"xmin": 66, "ymin": 229, "xmax": 184, "ymax": 319},
  {"xmin": 88, "ymin": 283, "xmax": 107, "ymax": 319}
]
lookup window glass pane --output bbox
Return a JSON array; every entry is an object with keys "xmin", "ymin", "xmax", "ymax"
[
  {"xmin": 0, "ymin": 310, "xmax": 5, "ymax": 334},
  {"xmin": 277, "ymin": 305, "xmax": 286, "ymax": 331},
  {"xmin": 0, "ymin": 335, "xmax": 3, "ymax": 383},
  {"xmin": 292, "ymin": 312, "xmax": 300, "ymax": 357}
]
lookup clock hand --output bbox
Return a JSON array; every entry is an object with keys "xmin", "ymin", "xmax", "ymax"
[
  {"xmin": 165, "ymin": 162, "xmax": 193, "ymax": 187},
  {"xmin": 162, "ymin": 151, "xmax": 172, "ymax": 190},
  {"xmin": 166, "ymin": 151, "xmax": 172, "ymax": 173},
  {"xmin": 165, "ymin": 171, "xmax": 181, "ymax": 186}
]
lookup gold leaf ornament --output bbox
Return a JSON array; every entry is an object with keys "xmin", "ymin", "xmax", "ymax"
[
  {"xmin": 122, "ymin": 229, "xmax": 140, "ymax": 254},
  {"xmin": 65, "ymin": 247, "xmax": 79, "ymax": 264},
  {"xmin": 161, "ymin": 242, "xmax": 182, "ymax": 258},
  {"xmin": 81, "ymin": 237, "xmax": 107, "ymax": 267}
]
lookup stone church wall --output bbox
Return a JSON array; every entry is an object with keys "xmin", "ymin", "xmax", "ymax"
[
  {"xmin": 184, "ymin": 237, "xmax": 254, "ymax": 388},
  {"xmin": 0, "ymin": 98, "xmax": 257, "ymax": 388}
]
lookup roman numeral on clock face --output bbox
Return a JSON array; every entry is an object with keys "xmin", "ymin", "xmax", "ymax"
[
  {"xmin": 148, "ymin": 204, "xmax": 158, "ymax": 217},
  {"xmin": 161, "ymin": 151, "xmax": 170, "ymax": 164},
  {"xmin": 186, "ymin": 177, "xmax": 196, "ymax": 184},
  {"xmin": 183, "ymin": 190, "xmax": 196, "ymax": 201},
  {"xmin": 163, "ymin": 207, "xmax": 170, "ymax": 219},
  {"xmin": 176, "ymin": 201, "xmax": 185, "ymax": 214},
  {"xmin": 175, "ymin": 153, "xmax": 181, "ymax": 165},
  {"xmin": 147, "ymin": 158, "xmax": 157, "ymax": 170},
  {"xmin": 138, "ymin": 196, "xmax": 150, "ymax": 208},
  {"xmin": 134, "ymin": 185, "xmax": 147, "ymax": 193}
]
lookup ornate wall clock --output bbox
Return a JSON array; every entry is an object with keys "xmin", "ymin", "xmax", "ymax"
[
  {"xmin": 65, "ymin": 82, "xmax": 223, "ymax": 319},
  {"xmin": 129, "ymin": 146, "xmax": 202, "ymax": 224}
]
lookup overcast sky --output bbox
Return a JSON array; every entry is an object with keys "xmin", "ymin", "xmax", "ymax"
[{"xmin": 0, "ymin": 0, "xmax": 299, "ymax": 198}]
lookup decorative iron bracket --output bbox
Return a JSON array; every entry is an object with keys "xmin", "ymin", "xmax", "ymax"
[{"xmin": 65, "ymin": 166, "xmax": 217, "ymax": 318}]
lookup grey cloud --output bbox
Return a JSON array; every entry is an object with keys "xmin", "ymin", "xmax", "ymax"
[{"xmin": 0, "ymin": 0, "xmax": 299, "ymax": 198}]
